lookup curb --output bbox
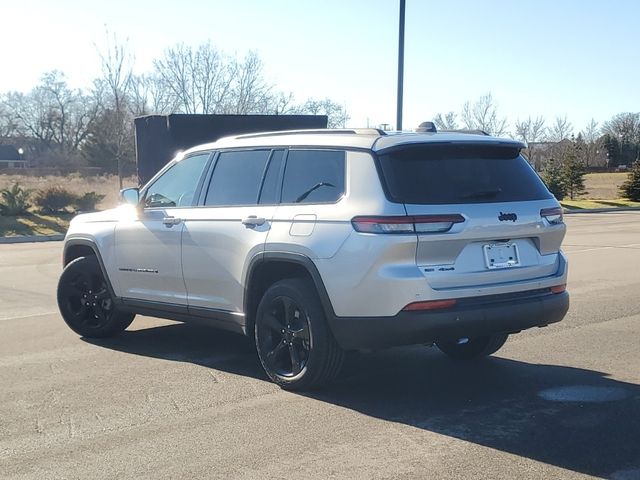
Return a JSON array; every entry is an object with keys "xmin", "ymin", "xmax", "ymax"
[
  {"xmin": 563, "ymin": 206, "xmax": 640, "ymax": 214},
  {"xmin": 0, "ymin": 234, "xmax": 65, "ymax": 244}
]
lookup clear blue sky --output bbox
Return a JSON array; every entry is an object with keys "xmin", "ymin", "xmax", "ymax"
[{"xmin": 2, "ymin": 0, "xmax": 639, "ymax": 132}]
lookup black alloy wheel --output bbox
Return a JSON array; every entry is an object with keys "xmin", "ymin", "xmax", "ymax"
[
  {"xmin": 57, "ymin": 256, "xmax": 135, "ymax": 337},
  {"xmin": 257, "ymin": 295, "xmax": 312, "ymax": 377},
  {"xmin": 255, "ymin": 278, "xmax": 344, "ymax": 390}
]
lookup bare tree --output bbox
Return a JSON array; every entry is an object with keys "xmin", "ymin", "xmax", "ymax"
[
  {"xmin": 153, "ymin": 42, "xmax": 237, "ymax": 115},
  {"xmin": 549, "ymin": 115, "xmax": 574, "ymax": 142},
  {"xmin": 432, "ymin": 112, "xmax": 459, "ymax": 130},
  {"xmin": 293, "ymin": 98, "xmax": 350, "ymax": 128},
  {"xmin": 95, "ymin": 30, "xmax": 135, "ymax": 187},
  {"xmin": 461, "ymin": 93, "xmax": 508, "ymax": 136},
  {"xmin": 581, "ymin": 118, "xmax": 600, "ymax": 168},
  {"xmin": 1, "ymin": 71, "xmax": 97, "ymax": 164},
  {"xmin": 602, "ymin": 112, "xmax": 640, "ymax": 144},
  {"xmin": 514, "ymin": 116, "xmax": 547, "ymax": 169},
  {"xmin": 224, "ymin": 51, "xmax": 272, "ymax": 114}
]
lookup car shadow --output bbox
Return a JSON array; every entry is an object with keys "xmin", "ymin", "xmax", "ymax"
[{"xmin": 85, "ymin": 322, "xmax": 640, "ymax": 479}]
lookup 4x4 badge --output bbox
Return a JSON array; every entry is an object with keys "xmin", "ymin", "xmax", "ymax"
[{"xmin": 498, "ymin": 212, "xmax": 517, "ymax": 222}]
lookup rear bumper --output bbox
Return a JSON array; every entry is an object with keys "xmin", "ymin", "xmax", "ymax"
[{"xmin": 328, "ymin": 290, "xmax": 569, "ymax": 350}]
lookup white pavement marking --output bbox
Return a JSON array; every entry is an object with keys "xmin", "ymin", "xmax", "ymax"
[
  {"xmin": 0, "ymin": 311, "xmax": 58, "ymax": 322},
  {"xmin": 565, "ymin": 243, "xmax": 640, "ymax": 253}
]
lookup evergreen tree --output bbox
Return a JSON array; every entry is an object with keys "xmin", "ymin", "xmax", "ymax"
[
  {"xmin": 541, "ymin": 158, "xmax": 567, "ymax": 200},
  {"xmin": 602, "ymin": 134, "xmax": 621, "ymax": 168},
  {"xmin": 620, "ymin": 160, "xmax": 640, "ymax": 201},
  {"xmin": 562, "ymin": 149, "xmax": 587, "ymax": 200}
]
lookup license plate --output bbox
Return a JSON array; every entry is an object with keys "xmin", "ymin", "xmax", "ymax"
[{"xmin": 483, "ymin": 243, "xmax": 520, "ymax": 269}]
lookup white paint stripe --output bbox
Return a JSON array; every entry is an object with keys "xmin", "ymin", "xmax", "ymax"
[
  {"xmin": 0, "ymin": 311, "xmax": 58, "ymax": 322},
  {"xmin": 567, "ymin": 243, "xmax": 640, "ymax": 253}
]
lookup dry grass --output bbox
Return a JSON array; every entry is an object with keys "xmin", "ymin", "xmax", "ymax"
[
  {"xmin": 0, "ymin": 173, "xmax": 137, "ymax": 210},
  {"xmin": 0, "ymin": 213, "xmax": 72, "ymax": 236},
  {"xmin": 583, "ymin": 172, "xmax": 628, "ymax": 199}
]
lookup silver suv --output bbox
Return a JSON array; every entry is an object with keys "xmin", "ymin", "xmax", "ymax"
[{"xmin": 57, "ymin": 127, "xmax": 569, "ymax": 390}]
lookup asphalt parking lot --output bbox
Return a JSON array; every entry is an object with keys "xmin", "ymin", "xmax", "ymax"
[{"xmin": 1, "ymin": 212, "xmax": 640, "ymax": 480}]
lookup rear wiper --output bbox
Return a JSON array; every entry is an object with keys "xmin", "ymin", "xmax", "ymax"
[
  {"xmin": 295, "ymin": 182, "xmax": 336, "ymax": 203},
  {"xmin": 460, "ymin": 188, "xmax": 502, "ymax": 199}
]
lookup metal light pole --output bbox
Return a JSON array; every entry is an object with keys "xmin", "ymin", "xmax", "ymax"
[{"xmin": 396, "ymin": 0, "xmax": 406, "ymax": 131}]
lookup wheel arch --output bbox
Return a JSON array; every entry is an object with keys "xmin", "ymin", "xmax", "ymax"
[
  {"xmin": 63, "ymin": 239, "xmax": 118, "ymax": 300},
  {"xmin": 244, "ymin": 252, "xmax": 336, "ymax": 337}
]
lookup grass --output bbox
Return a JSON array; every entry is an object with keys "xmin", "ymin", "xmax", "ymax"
[
  {"xmin": 582, "ymin": 172, "xmax": 629, "ymax": 199},
  {"xmin": 560, "ymin": 199, "xmax": 640, "ymax": 210},
  {"xmin": 0, "ymin": 173, "xmax": 137, "ymax": 211},
  {"xmin": 0, "ymin": 173, "xmax": 137, "ymax": 237},
  {"xmin": 0, "ymin": 213, "xmax": 72, "ymax": 236}
]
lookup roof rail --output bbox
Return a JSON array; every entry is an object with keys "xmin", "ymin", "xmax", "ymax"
[
  {"xmin": 440, "ymin": 129, "xmax": 490, "ymax": 136},
  {"xmin": 233, "ymin": 128, "xmax": 386, "ymax": 140}
]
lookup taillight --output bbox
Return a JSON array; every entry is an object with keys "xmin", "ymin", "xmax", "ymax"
[
  {"xmin": 541, "ymin": 207, "xmax": 563, "ymax": 225},
  {"xmin": 402, "ymin": 299, "xmax": 457, "ymax": 311},
  {"xmin": 352, "ymin": 215, "xmax": 465, "ymax": 234},
  {"xmin": 550, "ymin": 284, "xmax": 566, "ymax": 294}
]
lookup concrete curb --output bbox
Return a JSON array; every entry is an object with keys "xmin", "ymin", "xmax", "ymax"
[
  {"xmin": 563, "ymin": 206, "xmax": 640, "ymax": 214},
  {"xmin": 0, "ymin": 234, "xmax": 65, "ymax": 244}
]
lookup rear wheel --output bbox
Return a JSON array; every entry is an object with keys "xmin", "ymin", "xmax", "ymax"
[
  {"xmin": 255, "ymin": 278, "xmax": 344, "ymax": 390},
  {"xmin": 436, "ymin": 333, "xmax": 508, "ymax": 360},
  {"xmin": 57, "ymin": 256, "xmax": 135, "ymax": 338}
]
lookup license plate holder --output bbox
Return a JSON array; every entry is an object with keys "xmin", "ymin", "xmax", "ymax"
[{"xmin": 483, "ymin": 243, "xmax": 520, "ymax": 269}]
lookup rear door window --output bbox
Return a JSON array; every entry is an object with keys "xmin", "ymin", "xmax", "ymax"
[
  {"xmin": 378, "ymin": 144, "xmax": 552, "ymax": 204},
  {"xmin": 281, "ymin": 150, "xmax": 345, "ymax": 204},
  {"xmin": 204, "ymin": 150, "xmax": 270, "ymax": 206}
]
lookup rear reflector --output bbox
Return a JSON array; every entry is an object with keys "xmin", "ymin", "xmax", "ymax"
[
  {"xmin": 541, "ymin": 207, "xmax": 563, "ymax": 225},
  {"xmin": 352, "ymin": 215, "xmax": 465, "ymax": 234},
  {"xmin": 402, "ymin": 299, "xmax": 457, "ymax": 311},
  {"xmin": 550, "ymin": 284, "xmax": 566, "ymax": 294}
]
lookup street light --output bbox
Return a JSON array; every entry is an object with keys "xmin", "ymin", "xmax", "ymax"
[{"xmin": 396, "ymin": 0, "xmax": 406, "ymax": 131}]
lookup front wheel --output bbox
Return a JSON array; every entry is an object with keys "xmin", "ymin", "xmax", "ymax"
[
  {"xmin": 255, "ymin": 278, "xmax": 344, "ymax": 390},
  {"xmin": 436, "ymin": 333, "xmax": 508, "ymax": 360},
  {"xmin": 57, "ymin": 256, "xmax": 135, "ymax": 338}
]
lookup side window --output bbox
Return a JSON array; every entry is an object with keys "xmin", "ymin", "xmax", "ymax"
[
  {"xmin": 144, "ymin": 153, "xmax": 210, "ymax": 208},
  {"xmin": 281, "ymin": 150, "xmax": 345, "ymax": 204},
  {"xmin": 205, "ymin": 150, "xmax": 270, "ymax": 206},
  {"xmin": 258, "ymin": 150, "xmax": 285, "ymax": 204}
]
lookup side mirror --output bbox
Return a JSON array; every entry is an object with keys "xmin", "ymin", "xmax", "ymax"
[{"xmin": 120, "ymin": 188, "xmax": 140, "ymax": 205}]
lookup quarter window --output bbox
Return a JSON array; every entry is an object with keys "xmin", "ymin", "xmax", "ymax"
[
  {"xmin": 205, "ymin": 150, "xmax": 270, "ymax": 206},
  {"xmin": 281, "ymin": 150, "xmax": 345, "ymax": 204},
  {"xmin": 144, "ymin": 153, "xmax": 210, "ymax": 208}
]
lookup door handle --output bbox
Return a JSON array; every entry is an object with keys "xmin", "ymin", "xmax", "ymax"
[
  {"xmin": 241, "ymin": 215, "xmax": 266, "ymax": 227},
  {"xmin": 162, "ymin": 216, "xmax": 182, "ymax": 227}
]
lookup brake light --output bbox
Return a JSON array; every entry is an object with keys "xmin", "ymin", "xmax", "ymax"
[
  {"xmin": 541, "ymin": 207, "xmax": 563, "ymax": 225},
  {"xmin": 550, "ymin": 284, "xmax": 566, "ymax": 294},
  {"xmin": 402, "ymin": 299, "xmax": 457, "ymax": 311},
  {"xmin": 352, "ymin": 215, "xmax": 465, "ymax": 234}
]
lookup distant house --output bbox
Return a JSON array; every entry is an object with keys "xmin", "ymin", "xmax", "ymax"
[{"xmin": 0, "ymin": 145, "xmax": 27, "ymax": 169}]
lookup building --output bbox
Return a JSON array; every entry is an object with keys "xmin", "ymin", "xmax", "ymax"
[{"xmin": 0, "ymin": 145, "xmax": 27, "ymax": 169}]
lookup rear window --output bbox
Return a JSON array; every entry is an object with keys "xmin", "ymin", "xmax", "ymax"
[{"xmin": 378, "ymin": 144, "xmax": 552, "ymax": 204}]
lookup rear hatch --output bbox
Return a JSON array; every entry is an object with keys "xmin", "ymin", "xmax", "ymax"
[{"xmin": 377, "ymin": 142, "xmax": 565, "ymax": 291}]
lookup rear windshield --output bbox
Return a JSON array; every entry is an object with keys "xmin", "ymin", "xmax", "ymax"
[{"xmin": 378, "ymin": 144, "xmax": 552, "ymax": 204}]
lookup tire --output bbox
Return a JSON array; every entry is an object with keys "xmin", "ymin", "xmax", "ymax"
[
  {"xmin": 57, "ymin": 256, "xmax": 135, "ymax": 338},
  {"xmin": 436, "ymin": 333, "xmax": 508, "ymax": 361},
  {"xmin": 255, "ymin": 278, "xmax": 344, "ymax": 391}
]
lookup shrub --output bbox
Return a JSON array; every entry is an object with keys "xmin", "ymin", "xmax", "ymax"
[
  {"xmin": 0, "ymin": 183, "xmax": 31, "ymax": 216},
  {"xmin": 619, "ymin": 160, "xmax": 640, "ymax": 201},
  {"xmin": 541, "ymin": 159, "xmax": 567, "ymax": 200},
  {"xmin": 33, "ymin": 186, "xmax": 78, "ymax": 214},
  {"xmin": 73, "ymin": 192, "xmax": 106, "ymax": 212}
]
